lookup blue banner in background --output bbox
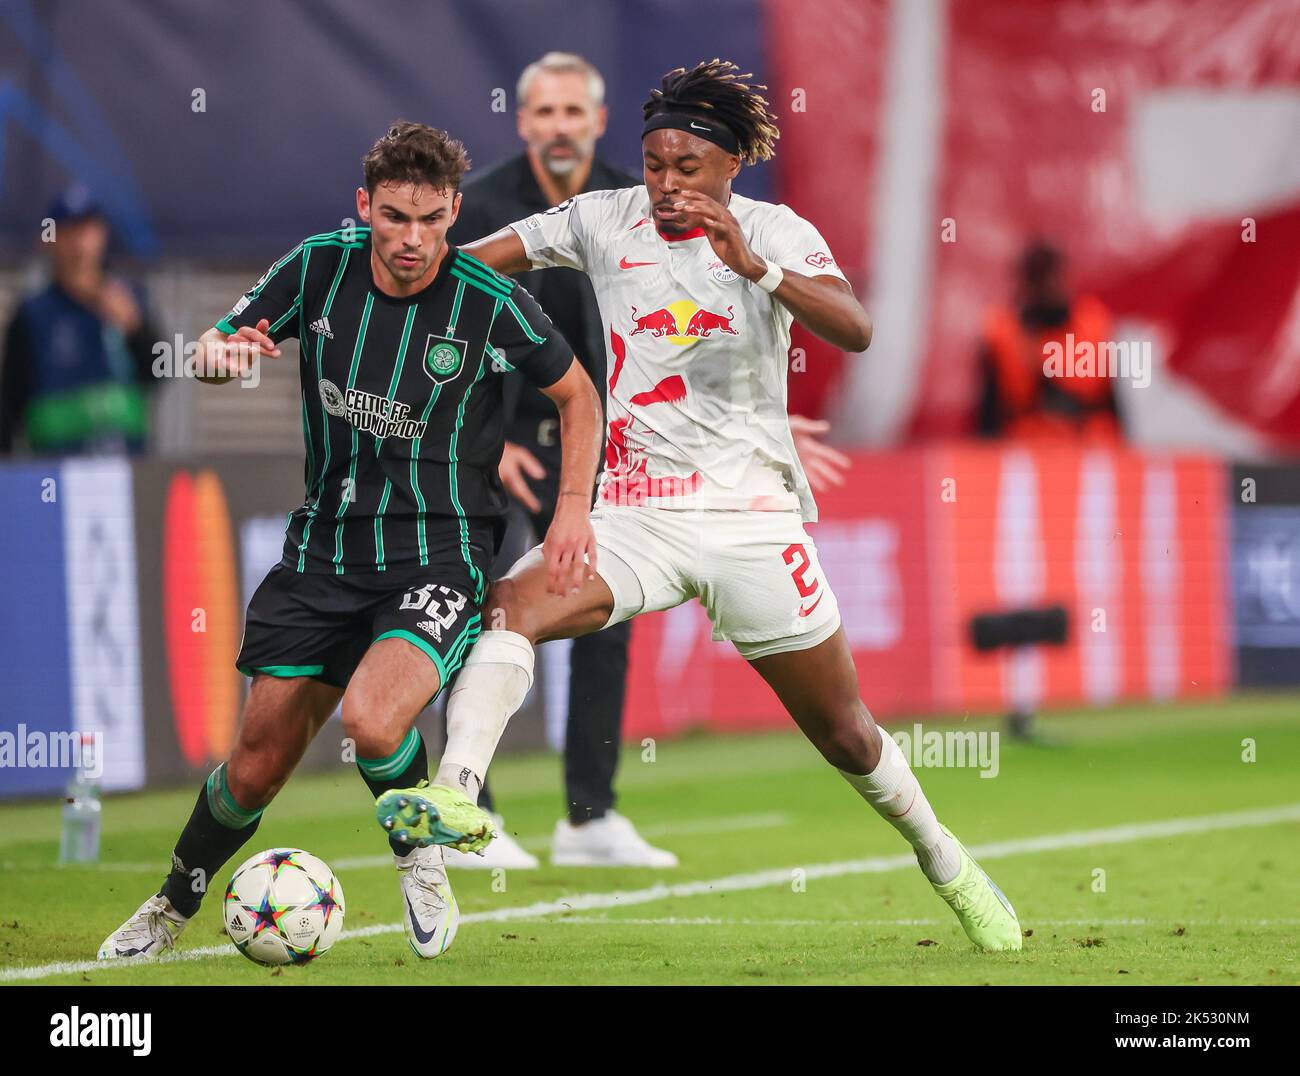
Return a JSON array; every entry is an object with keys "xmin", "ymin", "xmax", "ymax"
[
  {"xmin": 0, "ymin": 464, "xmax": 74, "ymax": 796},
  {"xmin": 1230, "ymin": 464, "xmax": 1300, "ymax": 687},
  {"xmin": 0, "ymin": 0, "xmax": 770, "ymax": 259},
  {"xmin": 1232, "ymin": 507, "xmax": 1300, "ymax": 651}
]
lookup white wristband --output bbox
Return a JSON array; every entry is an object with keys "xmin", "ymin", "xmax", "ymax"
[{"xmin": 754, "ymin": 258, "xmax": 784, "ymax": 293}]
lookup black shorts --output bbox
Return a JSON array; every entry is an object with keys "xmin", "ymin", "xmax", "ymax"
[{"xmin": 236, "ymin": 564, "xmax": 484, "ymax": 690}]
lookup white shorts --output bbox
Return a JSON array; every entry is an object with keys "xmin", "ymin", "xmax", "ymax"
[{"xmin": 583, "ymin": 505, "xmax": 841, "ymax": 660}]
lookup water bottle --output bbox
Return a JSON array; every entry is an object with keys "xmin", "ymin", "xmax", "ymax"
[{"xmin": 59, "ymin": 735, "xmax": 102, "ymax": 864}]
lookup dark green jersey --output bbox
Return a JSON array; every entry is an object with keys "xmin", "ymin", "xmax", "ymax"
[{"xmin": 217, "ymin": 227, "xmax": 572, "ymax": 589}]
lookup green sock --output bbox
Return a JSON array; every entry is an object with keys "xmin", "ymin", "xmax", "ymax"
[{"xmin": 159, "ymin": 763, "xmax": 264, "ymax": 917}]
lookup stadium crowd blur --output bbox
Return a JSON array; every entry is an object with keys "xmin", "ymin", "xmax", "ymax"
[
  {"xmin": 1, "ymin": 186, "xmax": 159, "ymax": 456},
  {"xmin": 0, "ymin": 203, "xmax": 1127, "ymax": 457}
]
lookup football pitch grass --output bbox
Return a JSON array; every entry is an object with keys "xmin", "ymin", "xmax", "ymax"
[{"xmin": 1, "ymin": 695, "xmax": 1297, "ymax": 985}]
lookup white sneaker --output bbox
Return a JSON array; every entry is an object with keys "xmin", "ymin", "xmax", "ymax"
[
  {"xmin": 550, "ymin": 811, "xmax": 679, "ymax": 867},
  {"xmin": 97, "ymin": 893, "xmax": 189, "ymax": 961},
  {"xmin": 444, "ymin": 814, "xmax": 539, "ymax": 870},
  {"xmin": 396, "ymin": 845, "xmax": 459, "ymax": 958}
]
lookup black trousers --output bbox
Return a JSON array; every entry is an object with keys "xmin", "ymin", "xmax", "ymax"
[{"xmin": 446, "ymin": 416, "xmax": 632, "ymax": 824}]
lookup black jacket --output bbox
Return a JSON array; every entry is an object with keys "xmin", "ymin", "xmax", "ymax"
[{"xmin": 448, "ymin": 153, "xmax": 640, "ymax": 425}]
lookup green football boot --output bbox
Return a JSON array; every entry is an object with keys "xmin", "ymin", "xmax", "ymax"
[
  {"xmin": 376, "ymin": 779, "xmax": 497, "ymax": 854},
  {"xmin": 930, "ymin": 825, "xmax": 1023, "ymax": 951}
]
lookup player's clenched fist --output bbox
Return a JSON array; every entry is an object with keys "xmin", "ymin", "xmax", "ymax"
[
  {"xmin": 669, "ymin": 190, "xmax": 764, "ymax": 281},
  {"xmin": 542, "ymin": 500, "xmax": 598, "ymax": 597}
]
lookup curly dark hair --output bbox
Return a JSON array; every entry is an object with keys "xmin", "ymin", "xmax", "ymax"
[
  {"xmin": 362, "ymin": 120, "xmax": 471, "ymax": 193},
  {"xmin": 643, "ymin": 59, "xmax": 779, "ymax": 164}
]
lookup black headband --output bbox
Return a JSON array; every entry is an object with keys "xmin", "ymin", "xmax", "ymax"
[{"xmin": 642, "ymin": 111, "xmax": 740, "ymax": 155}]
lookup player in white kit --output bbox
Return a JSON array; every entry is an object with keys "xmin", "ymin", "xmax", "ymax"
[{"xmin": 377, "ymin": 60, "xmax": 1022, "ymax": 954}]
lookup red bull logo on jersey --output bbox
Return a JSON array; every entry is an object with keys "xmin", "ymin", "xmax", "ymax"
[
  {"xmin": 682, "ymin": 305, "xmax": 740, "ymax": 337},
  {"xmin": 628, "ymin": 301, "xmax": 740, "ymax": 345},
  {"xmin": 629, "ymin": 306, "xmax": 677, "ymax": 337},
  {"xmin": 600, "ymin": 329, "xmax": 704, "ymax": 507}
]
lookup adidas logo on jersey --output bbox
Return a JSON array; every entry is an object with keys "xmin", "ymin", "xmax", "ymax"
[
  {"xmin": 309, "ymin": 317, "xmax": 335, "ymax": 339},
  {"xmin": 416, "ymin": 619, "xmax": 443, "ymax": 642}
]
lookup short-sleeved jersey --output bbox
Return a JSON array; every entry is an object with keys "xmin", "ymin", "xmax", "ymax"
[
  {"xmin": 510, "ymin": 186, "xmax": 847, "ymax": 522},
  {"xmin": 216, "ymin": 227, "xmax": 572, "ymax": 585}
]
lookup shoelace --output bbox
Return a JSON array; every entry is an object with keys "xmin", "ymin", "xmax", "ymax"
[
  {"xmin": 407, "ymin": 863, "xmax": 450, "ymax": 915},
  {"xmin": 118, "ymin": 906, "xmax": 178, "ymax": 954}
]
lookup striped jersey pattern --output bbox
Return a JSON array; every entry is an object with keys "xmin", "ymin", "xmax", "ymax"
[{"xmin": 216, "ymin": 228, "xmax": 573, "ymax": 589}]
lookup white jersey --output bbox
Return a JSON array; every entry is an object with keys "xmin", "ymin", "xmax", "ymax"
[{"xmin": 509, "ymin": 186, "xmax": 847, "ymax": 522}]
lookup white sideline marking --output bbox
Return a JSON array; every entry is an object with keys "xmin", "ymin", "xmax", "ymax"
[
  {"xmin": 509, "ymin": 916, "xmax": 1300, "ymax": 928},
  {"xmin": 0, "ymin": 812, "xmax": 796, "ymax": 876},
  {"xmin": 333, "ymin": 811, "xmax": 793, "ymax": 868},
  {"xmin": 0, "ymin": 861, "xmax": 159, "ymax": 873},
  {"xmin": 3, "ymin": 802, "xmax": 1296, "ymax": 983}
]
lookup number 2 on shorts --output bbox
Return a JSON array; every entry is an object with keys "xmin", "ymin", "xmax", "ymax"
[{"xmin": 782, "ymin": 543, "xmax": 819, "ymax": 598}]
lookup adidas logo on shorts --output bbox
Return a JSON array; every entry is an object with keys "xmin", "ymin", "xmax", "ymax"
[
  {"xmin": 309, "ymin": 317, "xmax": 335, "ymax": 339},
  {"xmin": 416, "ymin": 619, "xmax": 443, "ymax": 642}
]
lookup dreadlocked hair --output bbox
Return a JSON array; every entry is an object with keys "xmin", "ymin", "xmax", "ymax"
[{"xmin": 643, "ymin": 58, "xmax": 779, "ymax": 164}]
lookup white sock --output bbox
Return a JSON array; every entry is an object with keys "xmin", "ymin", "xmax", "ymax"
[
  {"xmin": 839, "ymin": 724, "xmax": 962, "ymax": 885},
  {"xmin": 434, "ymin": 630, "xmax": 533, "ymax": 801}
]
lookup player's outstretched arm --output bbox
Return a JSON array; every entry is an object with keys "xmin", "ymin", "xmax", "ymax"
[
  {"xmin": 537, "ymin": 358, "xmax": 603, "ymax": 596},
  {"xmin": 460, "ymin": 227, "xmax": 533, "ymax": 276},
  {"xmin": 194, "ymin": 318, "xmax": 282, "ymax": 385}
]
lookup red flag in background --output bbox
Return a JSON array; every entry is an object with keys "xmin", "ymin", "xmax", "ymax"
[
  {"xmin": 769, "ymin": 0, "xmax": 1300, "ymax": 449},
  {"xmin": 768, "ymin": 0, "xmax": 888, "ymax": 418},
  {"xmin": 1098, "ymin": 203, "xmax": 1300, "ymax": 447}
]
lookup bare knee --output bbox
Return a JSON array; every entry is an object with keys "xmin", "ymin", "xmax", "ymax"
[
  {"xmin": 808, "ymin": 703, "xmax": 881, "ymax": 774},
  {"xmin": 226, "ymin": 734, "xmax": 288, "ymax": 809},
  {"xmin": 224, "ymin": 676, "xmax": 339, "ymax": 809},
  {"xmin": 340, "ymin": 678, "xmax": 408, "ymax": 758}
]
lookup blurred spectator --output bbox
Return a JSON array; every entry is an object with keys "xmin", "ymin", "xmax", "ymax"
[
  {"xmin": 976, "ymin": 241, "xmax": 1120, "ymax": 440},
  {"xmin": 0, "ymin": 186, "xmax": 159, "ymax": 456}
]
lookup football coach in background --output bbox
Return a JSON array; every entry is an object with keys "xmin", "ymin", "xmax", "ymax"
[{"xmin": 444, "ymin": 52, "xmax": 677, "ymax": 869}]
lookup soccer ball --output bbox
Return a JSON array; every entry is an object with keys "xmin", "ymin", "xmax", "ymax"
[{"xmin": 223, "ymin": 848, "xmax": 345, "ymax": 966}]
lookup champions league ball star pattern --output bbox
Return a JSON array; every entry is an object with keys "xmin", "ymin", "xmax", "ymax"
[{"xmin": 223, "ymin": 848, "xmax": 346, "ymax": 966}]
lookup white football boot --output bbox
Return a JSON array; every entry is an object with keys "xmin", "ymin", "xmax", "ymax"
[
  {"xmin": 444, "ymin": 814, "xmax": 539, "ymax": 870},
  {"xmin": 550, "ymin": 811, "xmax": 679, "ymax": 867},
  {"xmin": 396, "ymin": 844, "xmax": 459, "ymax": 958},
  {"xmin": 97, "ymin": 893, "xmax": 189, "ymax": 961}
]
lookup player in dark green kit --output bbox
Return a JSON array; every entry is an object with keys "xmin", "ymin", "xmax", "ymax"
[{"xmin": 98, "ymin": 122, "xmax": 603, "ymax": 962}]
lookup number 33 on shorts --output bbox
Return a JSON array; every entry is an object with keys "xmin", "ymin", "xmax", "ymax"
[
  {"xmin": 391, "ymin": 584, "xmax": 473, "ymax": 644},
  {"xmin": 374, "ymin": 582, "xmax": 483, "ymax": 683}
]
